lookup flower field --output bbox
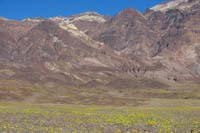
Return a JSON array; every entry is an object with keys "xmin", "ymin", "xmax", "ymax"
[{"xmin": 0, "ymin": 100, "xmax": 199, "ymax": 133}]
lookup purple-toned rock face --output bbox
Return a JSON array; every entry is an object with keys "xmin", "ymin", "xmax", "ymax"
[{"xmin": 0, "ymin": 0, "xmax": 200, "ymax": 89}]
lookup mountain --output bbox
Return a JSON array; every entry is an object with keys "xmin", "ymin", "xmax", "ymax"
[
  {"xmin": 150, "ymin": 0, "xmax": 199, "ymax": 12},
  {"xmin": 0, "ymin": 0, "xmax": 200, "ymax": 104},
  {"xmin": 146, "ymin": 0, "xmax": 200, "ymax": 81}
]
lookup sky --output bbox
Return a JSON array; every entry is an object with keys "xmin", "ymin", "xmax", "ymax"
[{"xmin": 0, "ymin": 0, "xmax": 167, "ymax": 20}]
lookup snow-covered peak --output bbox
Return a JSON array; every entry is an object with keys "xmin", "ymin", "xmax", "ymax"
[
  {"xmin": 50, "ymin": 12, "xmax": 106, "ymax": 24},
  {"xmin": 23, "ymin": 17, "xmax": 45, "ymax": 23},
  {"xmin": 151, "ymin": 0, "xmax": 198, "ymax": 12}
]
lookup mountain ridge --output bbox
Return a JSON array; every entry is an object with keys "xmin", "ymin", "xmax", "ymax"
[{"xmin": 0, "ymin": 0, "xmax": 200, "ymax": 104}]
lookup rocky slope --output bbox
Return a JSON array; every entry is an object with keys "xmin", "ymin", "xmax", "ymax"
[
  {"xmin": 146, "ymin": 0, "xmax": 200, "ymax": 81},
  {"xmin": 0, "ymin": 0, "xmax": 200, "ymax": 93}
]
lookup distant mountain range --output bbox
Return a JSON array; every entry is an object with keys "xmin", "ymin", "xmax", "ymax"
[{"xmin": 0, "ymin": 0, "xmax": 200, "ymax": 91}]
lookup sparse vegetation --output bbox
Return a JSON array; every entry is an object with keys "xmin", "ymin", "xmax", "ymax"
[
  {"xmin": 0, "ymin": 99, "xmax": 199, "ymax": 133},
  {"xmin": 0, "ymin": 80, "xmax": 199, "ymax": 132}
]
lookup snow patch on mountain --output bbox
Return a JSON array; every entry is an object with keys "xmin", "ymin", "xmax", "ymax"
[
  {"xmin": 150, "ymin": 0, "xmax": 197, "ymax": 12},
  {"xmin": 51, "ymin": 12, "xmax": 106, "ymax": 24},
  {"xmin": 59, "ymin": 22, "xmax": 104, "ymax": 49},
  {"xmin": 23, "ymin": 18, "xmax": 45, "ymax": 23}
]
